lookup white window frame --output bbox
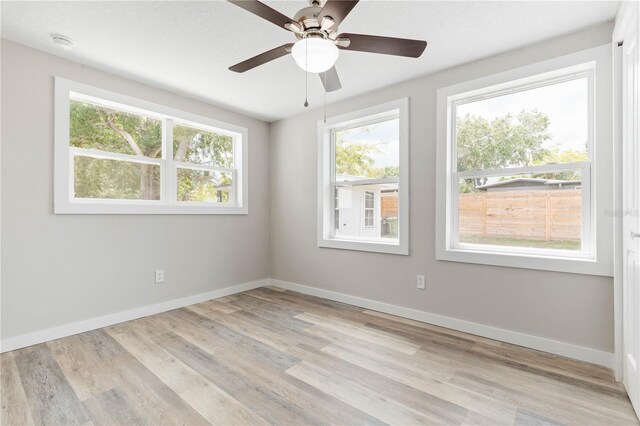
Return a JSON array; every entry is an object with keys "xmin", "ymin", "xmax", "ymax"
[
  {"xmin": 318, "ymin": 98, "xmax": 409, "ymax": 255},
  {"xmin": 54, "ymin": 77, "xmax": 248, "ymax": 214},
  {"xmin": 363, "ymin": 191, "xmax": 375, "ymax": 229},
  {"xmin": 436, "ymin": 45, "xmax": 613, "ymax": 276}
]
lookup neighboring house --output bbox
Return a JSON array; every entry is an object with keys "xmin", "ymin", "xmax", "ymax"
[
  {"xmin": 335, "ymin": 174, "xmax": 399, "ymax": 240},
  {"xmin": 475, "ymin": 178, "xmax": 582, "ymax": 192}
]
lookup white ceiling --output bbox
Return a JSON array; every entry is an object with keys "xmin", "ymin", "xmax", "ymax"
[{"xmin": 1, "ymin": 1, "xmax": 617, "ymax": 122}]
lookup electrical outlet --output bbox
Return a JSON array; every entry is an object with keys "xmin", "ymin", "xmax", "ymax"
[
  {"xmin": 155, "ymin": 270, "xmax": 164, "ymax": 283},
  {"xmin": 416, "ymin": 275, "xmax": 426, "ymax": 290}
]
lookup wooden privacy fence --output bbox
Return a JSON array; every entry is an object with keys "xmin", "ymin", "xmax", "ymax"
[
  {"xmin": 459, "ymin": 189, "xmax": 582, "ymax": 242},
  {"xmin": 381, "ymin": 193, "xmax": 399, "ymax": 219}
]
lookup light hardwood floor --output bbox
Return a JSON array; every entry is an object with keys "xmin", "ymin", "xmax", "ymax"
[{"xmin": 1, "ymin": 286, "xmax": 638, "ymax": 425}]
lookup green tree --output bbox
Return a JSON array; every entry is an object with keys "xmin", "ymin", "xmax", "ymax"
[
  {"xmin": 456, "ymin": 110, "xmax": 551, "ymax": 191},
  {"xmin": 335, "ymin": 127, "xmax": 399, "ymax": 179},
  {"xmin": 70, "ymin": 101, "xmax": 162, "ymax": 157},
  {"xmin": 71, "ymin": 101, "xmax": 162, "ymax": 200},
  {"xmin": 532, "ymin": 146, "xmax": 588, "ymax": 180},
  {"xmin": 366, "ymin": 165, "xmax": 400, "ymax": 179},
  {"xmin": 173, "ymin": 125, "xmax": 233, "ymax": 167},
  {"xmin": 335, "ymin": 142, "xmax": 401, "ymax": 179},
  {"xmin": 173, "ymin": 125, "xmax": 233, "ymax": 202},
  {"xmin": 335, "ymin": 140, "xmax": 380, "ymax": 177},
  {"xmin": 71, "ymin": 101, "xmax": 234, "ymax": 202}
]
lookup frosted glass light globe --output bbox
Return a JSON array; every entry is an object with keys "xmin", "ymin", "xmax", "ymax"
[{"xmin": 291, "ymin": 38, "xmax": 339, "ymax": 74}]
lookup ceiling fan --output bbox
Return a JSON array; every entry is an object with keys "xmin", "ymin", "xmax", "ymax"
[{"xmin": 227, "ymin": 0, "xmax": 428, "ymax": 92}]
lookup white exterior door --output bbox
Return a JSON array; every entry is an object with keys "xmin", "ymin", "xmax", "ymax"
[{"xmin": 621, "ymin": 1, "xmax": 640, "ymax": 419}]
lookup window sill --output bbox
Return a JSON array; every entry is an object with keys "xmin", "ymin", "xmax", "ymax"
[
  {"xmin": 318, "ymin": 238, "xmax": 408, "ymax": 255},
  {"xmin": 54, "ymin": 201, "xmax": 248, "ymax": 215},
  {"xmin": 436, "ymin": 246, "xmax": 612, "ymax": 276}
]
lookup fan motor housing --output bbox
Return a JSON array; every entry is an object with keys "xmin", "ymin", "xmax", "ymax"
[
  {"xmin": 293, "ymin": 5, "xmax": 338, "ymax": 41},
  {"xmin": 294, "ymin": 6, "xmax": 321, "ymax": 28}
]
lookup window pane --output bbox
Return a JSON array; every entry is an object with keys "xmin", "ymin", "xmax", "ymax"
[
  {"xmin": 334, "ymin": 182, "xmax": 399, "ymax": 241},
  {"xmin": 455, "ymin": 77, "xmax": 589, "ymax": 172},
  {"xmin": 365, "ymin": 191, "xmax": 374, "ymax": 208},
  {"xmin": 70, "ymin": 99, "xmax": 162, "ymax": 158},
  {"xmin": 173, "ymin": 123, "xmax": 234, "ymax": 168},
  {"xmin": 177, "ymin": 168, "xmax": 232, "ymax": 203},
  {"xmin": 74, "ymin": 156, "xmax": 161, "ymax": 200},
  {"xmin": 335, "ymin": 118, "xmax": 399, "ymax": 181},
  {"xmin": 364, "ymin": 211, "xmax": 374, "ymax": 228},
  {"xmin": 458, "ymin": 170, "xmax": 582, "ymax": 250}
]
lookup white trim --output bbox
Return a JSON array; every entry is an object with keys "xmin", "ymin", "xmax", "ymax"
[
  {"xmin": 336, "ymin": 177, "xmax": 399, "ymax": 186},
  {"xmin": 612, "ymin": 31, "xmax": 624, "ymax": 383},
  {"xmin": 172, "ymin": 161, "xmax": 235, "ymax": 174},
  {"xmin": 455, "ymin": 162, "xmax": 589, "ymax": 179},
  {"xmin": 317, "ymin": 98, "xmax": 409, "ymax": 255},
  {"xmin": 436, "ymin": 45, "xmax": 614, "ymax": 276},
  {"xmin": 71, "ymin": 147, "xmax": 164, "ymax": 165},
  {"xmin": 0, "ymin": 279, "xmax": 269, "ymax": 353},
  {"xmin": 1, "ymin": 276, "xmax": 614, "ymax": 368},
  {"xmin": 270, "ymin": 279, "xmax": 614, "ymax": 368},
  {"xmin": 54, "ymin": 77, "xmax": 248, "ymax": 215},
  {"xmin": 612, "ymin": 0, "xmax": 637, "ymax": 384}
]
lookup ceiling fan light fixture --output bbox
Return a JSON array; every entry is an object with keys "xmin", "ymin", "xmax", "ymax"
[{"xmin": 291, "ymin": 38, "xmax": 339, "ymax": 73}]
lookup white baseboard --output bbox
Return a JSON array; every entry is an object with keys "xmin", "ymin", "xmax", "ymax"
[
  {"xmin": 270, "ymin": 278, "xmax": 614, "ymax": 368},
  {"xmin": 0, "ymin": 278, "xmax": 269, "ymax": 353},
  {"xmin": 1, "ymin": 276, "xmax": 614, "ymax": 369}
]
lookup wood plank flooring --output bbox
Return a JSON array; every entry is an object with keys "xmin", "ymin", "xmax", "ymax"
[{"xmin": 2, "ymin": 287, "xmax": 638, "ymax": 425}]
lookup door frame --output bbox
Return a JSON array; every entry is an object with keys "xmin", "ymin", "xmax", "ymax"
[
  {"xmin": 613, "ymin": 0, "xmax": 639, "ymax": 383},
  {"xmin": 613, "ymin": 7, "xmax": 625, "ymax": 384},
  {"xmin": 613, "ymin": 2, "xmax": 640, "ymax": 419}
]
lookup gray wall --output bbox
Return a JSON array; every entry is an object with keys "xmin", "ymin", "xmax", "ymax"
[
  {"xmin": 1, "ymin": 40, "xmax": 271, "ymax": 339},
  {"xmin": 1, "ymin": 22, "xmax": 616, "ymax": 353},
  {"xmin": 269, "ymin": 22, "xmax": 615, "ymax": 352}
]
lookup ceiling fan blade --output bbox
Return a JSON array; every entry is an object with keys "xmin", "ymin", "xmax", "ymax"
[
  {"xmin": 317, "ymin": 0, "xmax": 359, "ymax": 29},
  {"xmin": 229, "ymin": 43, "xmax": 294, "ymax": 73},
  {"xmin": 337, "ymin": 33, "xmax": 427, "ymax": 58},
  {"xmin": 319, "ymin": 66, "xmax": 341, "ymax": 92},
  {"xmin": 228, "ymin": 0, "xmax": 298, "ymax": 32}
]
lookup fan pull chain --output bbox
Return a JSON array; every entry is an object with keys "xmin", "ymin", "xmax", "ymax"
[
  {"xmin": 304, "ymin": 38, "xmax": 309, "ymax": 108},
  {"xmin": 323, "ymin": 72, "xmax": 327, "ymax": 123}
]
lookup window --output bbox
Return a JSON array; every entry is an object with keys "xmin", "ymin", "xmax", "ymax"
[
  {"xmin": 436, "ymin": 45, "xmax": 613, "ymax": 276},
  {"xmin": 363, "ymin": 191, "xmax": 375, "ymax": 228},
  {"xmin": 55, "ymin": 77, "xmax": 247, "ymax": 214},
  {"xmin": 318, "ymin": 98, "xmax": 409, "ymax": 255}
]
